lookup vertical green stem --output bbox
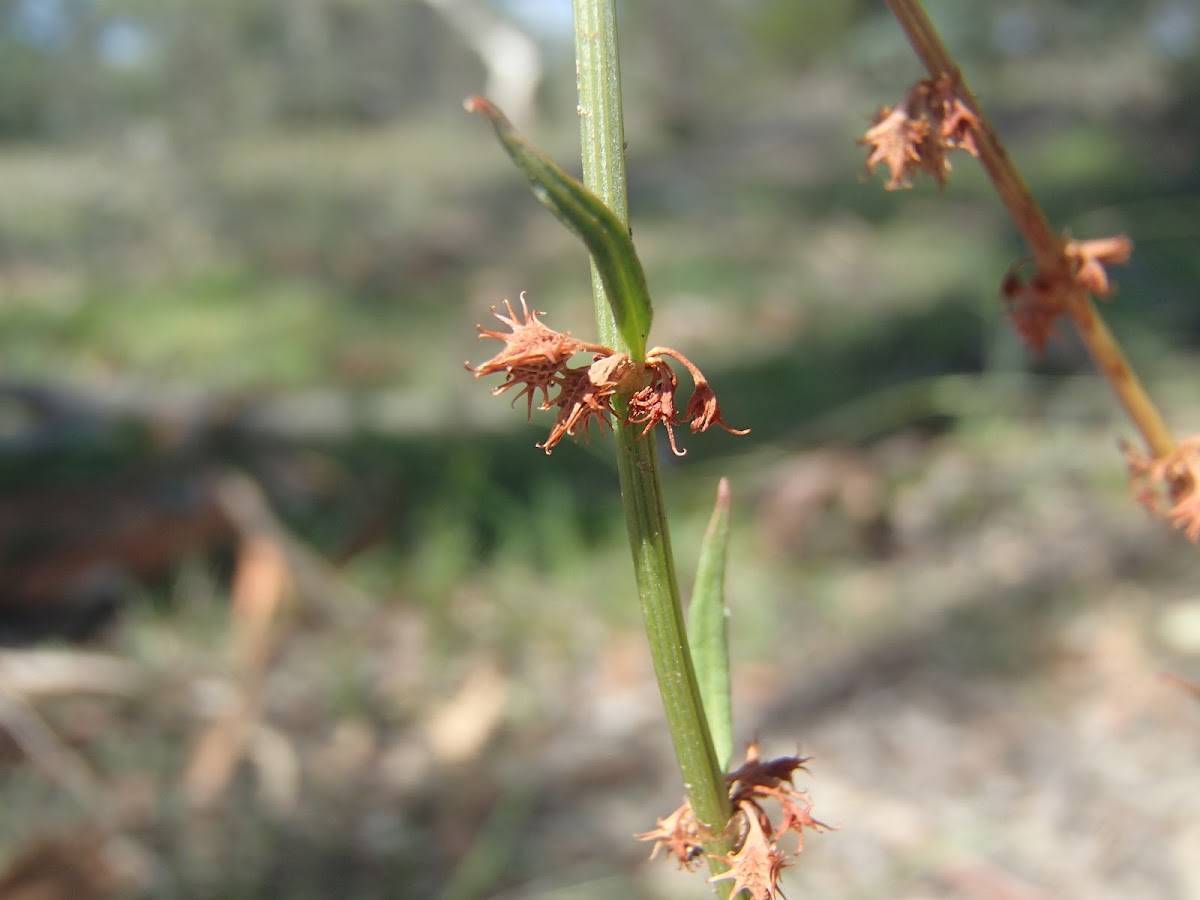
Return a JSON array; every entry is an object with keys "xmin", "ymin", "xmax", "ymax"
[
  {"xmin": 571, "ymin": 0, "xmax": 735, "ymax": 878},
  {"xmin": 572, "ymin": 0, "xmax": 627, "ymax": 353}
]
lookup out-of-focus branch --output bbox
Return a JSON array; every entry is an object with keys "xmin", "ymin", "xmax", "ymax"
[{"xmin": 883, "ymin": 0, "xmax": 1177, "ymax": 461}]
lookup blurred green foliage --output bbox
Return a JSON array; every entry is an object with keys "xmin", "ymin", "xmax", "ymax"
[
  {"xmin": 0, "ymin": 0, "xmax": 1197, "ymax": 592},
  {"xmin": 0, "ymin": 1, "xmax": 1199, "ymax": 896}
]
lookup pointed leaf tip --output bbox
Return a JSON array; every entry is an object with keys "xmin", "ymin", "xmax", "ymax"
[
  {"xmin": 464, "ymin": 95, "xmax": 499, "ymax": 120},
  {"xmin": 716, "ymin": 476, "xmax": 731, "ymax": 507},
  {"xmin": 688, "ymin": 477, "xmax": 735, "ymax": 770}
]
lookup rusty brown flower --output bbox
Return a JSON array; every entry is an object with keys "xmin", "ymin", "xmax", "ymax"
[
  {"xmin": 627, "ymin": 358, "xmax": 686, "ymax": 455},
  {"xmin": 538, "ymin": 353, "xmax": 634, "ymax": 454},
  {"xmin": 860, "ymin": 75, "xmax": 979, "ymax": 191},
  {"xmin": 999, "ymin": 233, "xmax": 1133, "ymax": 354},
  {"xmin": 1125, "ymin": 436, "xmax": 1200, "ymax": 541},
  {"xmin": 466, "ymin": 292, "xmax": 606, "ymax": 417},
  {"xmin": 468, "ymin": 297, "xmax": 748, "ymax": 454},
  {"xmin": 1065, "ymin": 235, "xmax": 1132, "ymax": 299},
  {"xmin": 640, "ymin": 742, "xmax": 829, "ymax": 899},
  {"xmin": 648, "ymin": 346, "xmax": 750, "ymax": 439}
]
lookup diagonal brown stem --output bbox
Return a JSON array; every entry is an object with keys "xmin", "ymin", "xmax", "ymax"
[{"xmin": 884, "ymin": 0, "xmax": 1176, "ymax": 459}]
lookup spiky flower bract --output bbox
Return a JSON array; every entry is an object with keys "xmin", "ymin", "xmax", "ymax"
[
  {"xmin": 638, "ymin": 742, "xmax": 830, "ymax": 899},
  {"xmin": 1125, "ymin": 436, "xmax": 1200, "ymax": 541},
  {"xmin": 467, "ymin": 295, "xmax": 748, "ymax": 455}
]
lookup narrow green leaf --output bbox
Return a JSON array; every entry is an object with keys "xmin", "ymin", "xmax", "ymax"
[
  {"xmin": 688, "ymin": 477, "xmax": 734, "ymax": 771},
  {"xmin": 465, "ymin": 96, "xmax": 652, "ymax": 359}
]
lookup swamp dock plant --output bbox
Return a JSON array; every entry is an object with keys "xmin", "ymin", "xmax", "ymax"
[
  {"xmin": 462, "ymin": 1, "xmax": 826, "ymax": 897},
  {"xmin": 464, "ymin": 1, "xmax": 1200, "ymax": 896}
]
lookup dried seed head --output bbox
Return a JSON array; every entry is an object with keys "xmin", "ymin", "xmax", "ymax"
[
  {"xmin": 627, "ymin": 359, "xmax": 686, "ymax": 455},
  {"xmin": 468, "ymin": 299, "xmax": 749, "ymax": 454},
  {"xmin": 860, "ymin": 75, "xmax": 979, "ymax": 191},
  {"xmin": 1125, "ymin": 437, "xmax": 1200, "ymax": 541},
  {"xmin": 642, "ymin": 742, "xmax": 829, "ymax": 899},
  {"xmin": 467, "ymin": 293, "xmax": 595, "ymax": 417},
  {"xmin": 537, "ymin": 354, "xmax": 635, "ymax": 454}
]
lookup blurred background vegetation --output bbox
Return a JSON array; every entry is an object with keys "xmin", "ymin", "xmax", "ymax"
[{"xmin": 1, "ymin": 1, "xmax": 1200, "ymax": 897}]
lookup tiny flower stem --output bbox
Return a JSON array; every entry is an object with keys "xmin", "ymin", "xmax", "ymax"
[
  {"xmin": 1068, "ymin": 292, "xmax": 1176, "ymax": 458},
  {"xmin": 884, "ymin": 0, "xmax": 1177, "ymax": 460},
  {"xmin": 572, "ymin": 0, "xmax": 735, "ymax": 888}
]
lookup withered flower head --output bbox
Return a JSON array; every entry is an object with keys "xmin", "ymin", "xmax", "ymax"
[
  {"xmin": 648, "ymin": 346, "xmax": 750, "ymax": 441},
  {"xmin": 641, "ymin": 742, "xmax": 829, "ymax": 899},
  {"xmin": 635, "ymin": 803, "xmax": 706, "ymax": 871},
  {"xmin": 538, "ymin": 353, "xmax": 635, "ymax": 454},
  {"xmin": 1000, "ymin": 232, "xmax": 1132, "ymax": 354},
  {"xmin": 684, "ymin": 381, "xmax": 752, "ymax": 438},
  {"xmin": 1065, "ymin": 235, "xmax": 1132, "ymax": 299},
  {"xmin": 860, "ymin": 75, "xmax": 980, "ymax": 191},
  {"xmin": 466, "ymin": 292, "xmax": 601, "ymax": 417},
  {"xmin": 627, "ymin": 359, "xmax": 685, "ymax": 456},
  {"xmin": 1125, "ymin": 436, "xmax": 1200, "ymax": 542},
  {"xmin": 707, "ymin": 801, "xmax": 794, "ymax": 900},
  {"xmin": 468, "ymin": 297, "xmax": 748, "ymax": 455},
  {"xmin": 1001, "ymin": 264, "xmax": 1068, "ymax": 353},
  {"xmin": 862, "ymin": 105, "xmax": 927, "ymax": 191}
]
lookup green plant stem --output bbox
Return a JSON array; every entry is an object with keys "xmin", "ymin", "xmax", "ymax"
[
  {"xmin": 572, "ymin": 0, "xmax": 628, "ymax": 354},
  {"xmin": 885, "ymin": 0, "xmax": 1177, "ymax": 460},
  {"xmin": 571, "ymin": 0, "xmax": 735, "ymax": 879}
]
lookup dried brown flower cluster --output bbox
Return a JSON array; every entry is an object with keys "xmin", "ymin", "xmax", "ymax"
[
  {"xmin": 1125, "ymin": 437, "xmax": 1200, "ymax": 542},
  {"xmin": 637, "ymin": 742, "xmax": 829, "ymax": 899},
  {"xmin": 466, "ymin": 293, "xmax": 748, "ymax": 454},
  {"xmin": 1001, "ymin": 235, "xmax": 1133, "ymax": 351},
  {"xmin": 861, "ymin": 76, "xmax": 1134, "ymax": 353},
  {"xmin": 860, "ymin": 74, "xmax": 980, "ymax": 190}
]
